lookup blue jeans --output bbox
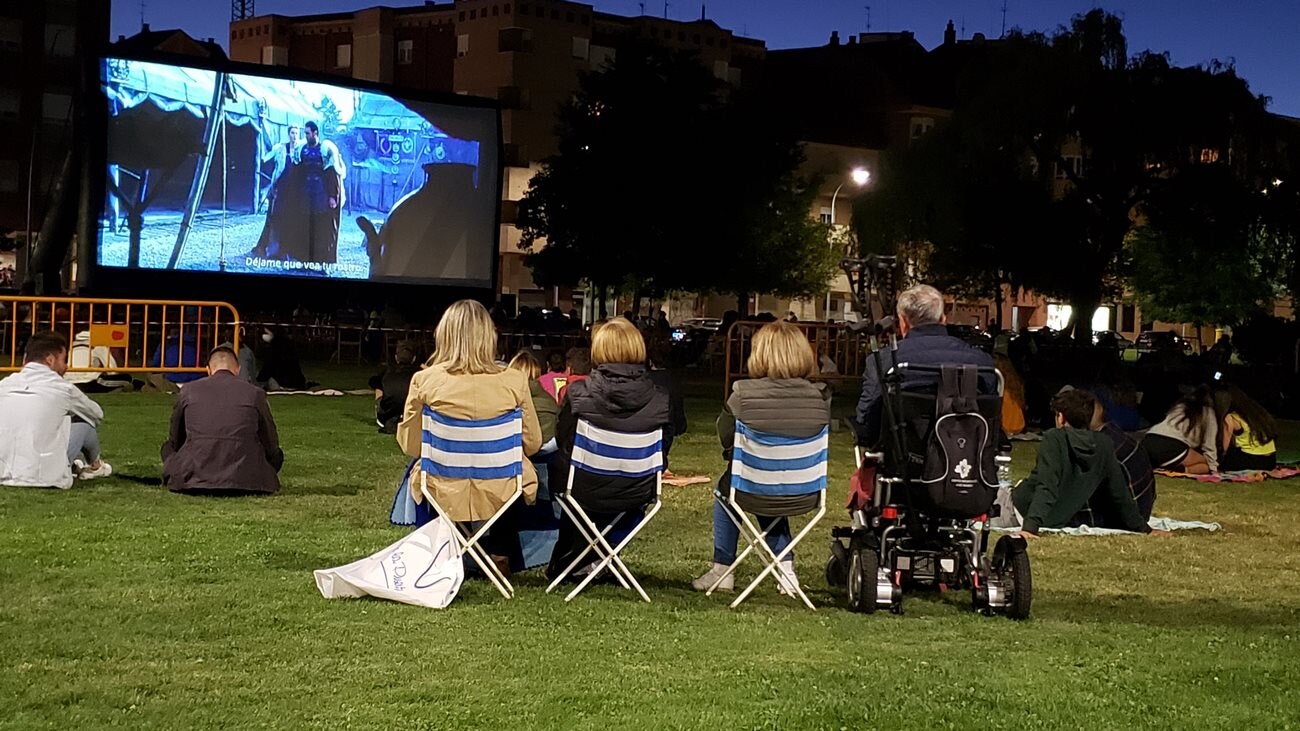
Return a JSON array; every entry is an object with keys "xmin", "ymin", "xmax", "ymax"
[
  {"xmin": 712, "ymin": 499, "xmax": 792, "ymax": 565},
  {"xmin": 67, "ymin": 421, "xmax": 101, "ymax": 464}
]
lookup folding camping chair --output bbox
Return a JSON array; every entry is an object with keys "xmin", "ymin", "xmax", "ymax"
[
  {"xmin": 545, "ymin": 420, "xmax": 664, "ymax": 603},
  {"xmin": 417, "ymin": 406, "xmax": 525, "ymax": 600},
  {"xmin": 707, "ymin": 421, "xmax": 830, "ymax": 610}
]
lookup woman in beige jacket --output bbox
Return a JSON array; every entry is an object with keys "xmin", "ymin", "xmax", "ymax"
[{"xmin": 397, "ymin": 300, "xmax": 542, "ymax": 525}]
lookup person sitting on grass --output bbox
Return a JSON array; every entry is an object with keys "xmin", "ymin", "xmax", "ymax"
[
  {"xmin": 1012, "ymin": 389, "xmax": 1152, "ymax": 538},
  {"xmin": 162, "ymin": 347, "xmax": 284, "ymax": 495},
  {"xmin": 369, "ymin": 343, "xmax": 421, "ymax": 434},
  {"xmin": 1140, "ymin": 385, "xmax": 1222, "ymax": 475},
  {"xmin": 692, "ymin": 321, "xmax": 830, "ymax": 594},
  {"xmin": 1217, "ymin": 384, "xmax": 1278, "ymax": 472},
  {"xmin": 508, "ymin": 350, "xmax": 559, "ymax": 448},
  {"xmin": 0, "ymin": 331, "xmax": 113, "ymax": 488},
  {"xmin": 1088, "ymin": 391, "xmax": 1156, "ymax": 524},
  {"xmin": 538, "ymin": 347, "xmax": 592, "ymax": 404}
]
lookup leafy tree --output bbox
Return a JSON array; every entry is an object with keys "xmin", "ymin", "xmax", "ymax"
[
  {"xmin": 1129, "ymin": 167, "xmax": 1287, "ymax": 326},
  {"xmin": 516, "ymin": 42, "xmax": 835, "ymax": 314},
  {"xmin": 858, "ymin": 9, "xmax": 1282, "ymax": 341}
]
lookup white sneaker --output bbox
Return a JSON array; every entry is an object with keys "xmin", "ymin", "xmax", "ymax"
[
  {"xmin": 72, "ymin": 459, "xmax": 87, "ymax": 477},
  {"xmin": 692, "ymin": 563, "xmax": 734, "ymax": 592},
  {"xmin": 775, "ymin": 560, "xmax": 800, "ymax": 596},
  {"xmin": 79, "ymin": 461, "xmax": 113, "ymax": 480}
]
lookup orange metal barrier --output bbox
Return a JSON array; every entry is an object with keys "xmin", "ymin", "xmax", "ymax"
[
  {"xmin": 0, "ymin": 296, "xmax": 241, "ymax": 373},
  {"xmin": 723, "ymin": 320, "xmax": 873, "ymax": 398}
]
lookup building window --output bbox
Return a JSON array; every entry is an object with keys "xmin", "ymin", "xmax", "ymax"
[
  {"xmin": 566, "ymin": 11, "xmax": 574, "ymax": 22},
  {"xmin": 551, "ymin": 9, "xmax": 559, "ymax": 20},
  {"xmin": 0, "ymin": 19, "xmax": 21, "ymax": 51},
  {"xmin": 705, "ymin": 36, "xmax": 714, "ymax": 46},
  {"xmin": 397, "ymin": 39, "xmax": 414, "ymax": 64},
  {"xmin": 498, "ymin": 26, "xmax": 532, "ymax": 52},
  {"xmin": 504, "ymin": 4, "xmax": 512, "ymax": 13},
  {"xmin": 519, "ymin": 3, "xmax": 528, "ymax": 12},
  {"xmin": 678, "ymin": 31, "xmax": 685, "ymax": 41},
  {"xmin": 581, "ymin": 14, "xmax": 589, "ymax": 24},
  {"xmin": 693, "ymin": 34, "xmax": 701, "ymax": 44},
  {"xmin": 336, "ymin": 43, "xmax": 352, "ymax": 67},
  {"xmin": 0, "ymin": 160, "xmax": 19, "ymax": 193},
  {"xmin": 910, "ymin": 117, "xmax": 935, "ymax": 140},
  {"xmin": 1055, "ymin": 154, "xmax": 1082, "ymax": 179},
  {"xmin": 459, "ymin": 11, "xmax": 465, "ymax": 21},
  {"xmin": 470, "ymin": 9, "xmax": 477, "ymax": 19},
  {"xmin": 819, "ymin": 207, "xmax": 832, "ymax": 225},
  {"xmin": 572, "ymin": 36, "xmax": 589, "ymax": 60},
  {"xmin": 1199, "ymin": 147, "xmax": 1221, "ymax": 164},
  {"xmin": 261, "ymin": 46, "xmax": 288, "ymax": 65},
  {"xmin": 42, "ymin": 93, "xmax": 72, "ymax": 121},
  {"xmin": 713, "ymin": 60, "xmax": 728, "ymax": 80},
  {"xmin": 493, "ymin": 6, "xmax": 500, "ymax": 17},
  {"xmin": 457, "ymin": 33, "xmax": 469, "ymax": 57},
  {"xmin": 0, "ymin": 90, "xmax": 19, "ymax": 120}
]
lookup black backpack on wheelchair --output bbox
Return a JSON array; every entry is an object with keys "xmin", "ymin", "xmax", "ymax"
[{"xmin": 830, "ymin": 362, "xmax": 1031, "ymax": 619}]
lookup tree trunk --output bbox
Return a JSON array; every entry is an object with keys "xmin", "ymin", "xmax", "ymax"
[
  {"xmin": 735, "ymin": 292, "xmax": 750, "ymax": 317},
  {"xmin": 632, "ymin": 289, "xmax": 644, "ymax": 320},
  {"xmin": 993, "ymin": 279, "xmax": 1005, "ymax": 331},
  {"xmin": 1068, "ymin": 290, "xmax": 1101, "ymax": 345},
  {"xmin": 597, "ymin": 285, "xmax": 608, "ymax": 320}
]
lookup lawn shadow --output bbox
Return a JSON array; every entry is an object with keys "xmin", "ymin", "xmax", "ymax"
[{"xmin": 112, "ymin": 473, "xmax": 164, "ymax": 487}]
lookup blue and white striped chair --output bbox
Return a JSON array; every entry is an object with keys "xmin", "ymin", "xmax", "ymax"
[
  {"xmin": 417, "ymin": 406, "xmax": 525, "ymax": 599},
  {"xmin": 710, "ymin": 421, "xmax": 830, "ymax": 609},
  {"xmin": 546, "ymin": 419, "xmax": 664, "ymax": 602}
]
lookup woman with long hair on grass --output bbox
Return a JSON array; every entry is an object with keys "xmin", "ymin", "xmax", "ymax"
[
  {"xmin": 1217, "ymin": 385, "xmax": 1279, "ymax": 472},
  {"xmin": 1140, "ymin": 385, "xmax": 1224, "ymax": 474}
]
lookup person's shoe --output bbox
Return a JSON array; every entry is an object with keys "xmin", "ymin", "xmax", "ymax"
[
  {"xmin": 692, "ymin": 563, "xmax": 734, "ymax": 592},
  {"xmin": 72, "ymin": 459, "xmax": 87, "ymax": 477},
  {"xmin": 776, "ymin": 560, "xmax": 800, "ymax": 596},
  {"xmin": 79, "ymin": 461, "xmax": 113, "ymax": 480}
]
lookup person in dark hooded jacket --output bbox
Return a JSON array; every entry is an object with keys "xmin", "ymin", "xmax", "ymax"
[
  {"xmin": 1012, "ymin": 388, "xmax": 1151, "ymax": 536},
  {"xmin": 546, "ymin": 317, "xmax": 671, "ymax": 580}
]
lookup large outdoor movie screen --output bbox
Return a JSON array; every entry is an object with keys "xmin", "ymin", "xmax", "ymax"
[{"xmin": 99, "ymin": 57, "xmax": 499, "ymax": 285}]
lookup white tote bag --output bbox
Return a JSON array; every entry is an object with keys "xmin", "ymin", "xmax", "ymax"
[{"xmin": 314, "ymin": 517, "xmax": 465, "ymax": 609}]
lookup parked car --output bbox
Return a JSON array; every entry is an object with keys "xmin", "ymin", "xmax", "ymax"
[
  {"xmin": 1135, "ymin": 330, "xmax": 1190, "ymax": 354},
  {"xmin": 947, "ymin": 324, "xmax": 994, "ymax": 352},
  {"xmin": 1092, "ymin": 330, "xmax": 1134, "ymax": 350},
  {"xmin": 679, "ymin": 317, "xmax": 723, "ymax": 332}
]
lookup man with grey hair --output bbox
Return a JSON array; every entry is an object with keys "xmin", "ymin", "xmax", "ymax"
[{"xmin": 853, "ymin": 284, "xmax": 996, "ymax": 446}]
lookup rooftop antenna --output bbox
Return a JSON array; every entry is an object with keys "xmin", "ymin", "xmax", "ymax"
[
  {"xmin": 638, "ymin": 1, "xmax": 644, "ymax": 15},
  {"xmin": 960, "ymin": 17, "xmax": 965, "ymax": 38},
  {"xmin": 663, "ymin": 1, "xmax": 669, "ymax": 19},
  {"xmin": 1000, "ymin": 0, "xmax": 1008, "ymax": 38},
  {"xmin": 139, "ymin": 0, "xmax": 146, "ymax": 29},
  {"xmin": 700, "ymin": 3, "xmax": 705, "ymax": 20},
  {"xmin": 864, "ymin": 4, "xmax": 871, "ymax": 31}
]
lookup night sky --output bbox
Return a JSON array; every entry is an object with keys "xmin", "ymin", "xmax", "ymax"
[{"xmin": 111, "ymin": 0, "xmax": 1300, "ymax": 117}]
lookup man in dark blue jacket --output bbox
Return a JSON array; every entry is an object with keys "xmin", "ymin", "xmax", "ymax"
[{"xmin": 853, "ymin": 284, "xmax": 996, "ymax": 446}]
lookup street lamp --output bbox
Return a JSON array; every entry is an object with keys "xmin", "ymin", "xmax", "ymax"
[{"xmin": 825, "ymin": 167, "xmax": 871, "ymax": 320}]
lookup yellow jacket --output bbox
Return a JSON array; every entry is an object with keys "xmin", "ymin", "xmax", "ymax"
[{"xmin": 397, "ymin": 364, "xmax": 542, "ymax": 521}]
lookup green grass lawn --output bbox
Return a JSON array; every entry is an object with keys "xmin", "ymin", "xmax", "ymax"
[{"xmin": 2, "ymin": 375, "xmax": 1299, "ymax": 729}]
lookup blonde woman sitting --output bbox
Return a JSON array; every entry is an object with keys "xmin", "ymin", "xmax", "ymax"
[
  {"xmin": 693, "ymin": 321, "xmax": 831, "ymax": 594},
  {"xmin": 395, "ymin": 299, "xmax": 542, "ymax": 573}
]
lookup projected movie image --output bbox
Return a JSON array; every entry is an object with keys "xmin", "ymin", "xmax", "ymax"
[{"xmin": 99, "ymin": 57, "xmax": 499, "ymax": 284}]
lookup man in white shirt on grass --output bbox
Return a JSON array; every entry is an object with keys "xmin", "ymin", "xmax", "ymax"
[{"xmin": 0, "ymin": 331, "xmax": 112, "ymax": 489}]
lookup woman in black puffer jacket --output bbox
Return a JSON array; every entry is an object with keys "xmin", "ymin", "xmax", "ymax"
[
  {"xmin": 692, "ymin": 321, "xmax": 831, "ymax": 595},
  {"xmin": 546, "ymin": 317, "xmax": 671, "ymax": 580}
]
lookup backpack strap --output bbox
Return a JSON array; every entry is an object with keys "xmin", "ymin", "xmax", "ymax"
[{"xmin": 955, "ymin": 365, "xmax": 979, "ymax": 414}]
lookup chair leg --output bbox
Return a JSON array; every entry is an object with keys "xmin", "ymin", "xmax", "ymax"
[
  {"xmin": 565, "ymin": 499, "xmax": 660, "ymax": 603},
  {"xmin": 546, "ymin": 497, "xmax": 632, "ymax": 593},
  {"xmin": 729, "ymin": 498, "xmax": 827, "ymax": 610},
  {"xmin": 427, "ymin": 488, "xmax": 520, "ymax": 599}
]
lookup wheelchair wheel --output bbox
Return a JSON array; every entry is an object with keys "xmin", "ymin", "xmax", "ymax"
[
  {"xmin": 825, "ymin": 539, "xmax": 849, "ymax": 588},
  {"xmin": 992, "ymin": 536, "xmax": 1032, "ymax": 620},
  {"xmin": 846, "ymin": 547, "xmax": 878, "ymax": 613}
]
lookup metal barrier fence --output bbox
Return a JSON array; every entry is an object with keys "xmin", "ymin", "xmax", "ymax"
[
  {"xmin": 723, "ymin": 320, "xmax": 873, "ymax": 398},
  {"xmin": 0, "ymin": 296, "xmax": 241, "ymax": 373}
]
